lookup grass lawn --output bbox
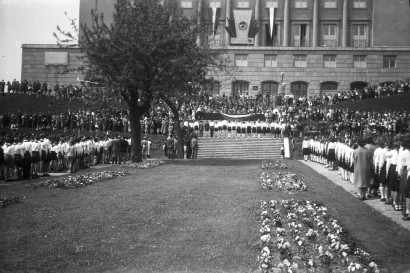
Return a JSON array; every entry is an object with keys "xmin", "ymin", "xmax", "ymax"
[{"xmin": 1, "ymin": 160, "xmax": 410, "ymax": 273}]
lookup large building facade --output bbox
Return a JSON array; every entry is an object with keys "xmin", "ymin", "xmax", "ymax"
[{"xmin": 22, "ymin": 0, "xmax": 410, "ymax": 97}]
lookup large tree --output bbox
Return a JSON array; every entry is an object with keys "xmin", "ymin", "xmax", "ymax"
[
  {"xmin": 152, "ymin": 1, "xmax": 230, "ymax": 158},
  {"xmin": 56, "ymin": 0, "xmax": 229, "ymax": 161}
]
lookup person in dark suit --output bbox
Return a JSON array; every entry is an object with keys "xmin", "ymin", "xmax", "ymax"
[
  {"xmin": 111, "ymin": 136, "xmax": 121, "ymax": 164},
  {"xmin": 0, "ymin": 80, "xmax": 5, "ymax": 96}
]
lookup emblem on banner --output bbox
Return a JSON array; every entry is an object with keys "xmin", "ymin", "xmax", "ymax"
[
  {"xmin": 225, "ymin": 9, "xmax": 259, "ymax": 45},
  {"xmin": 239, "ymin": 21, "xmax": 248, "ymax": 30}
]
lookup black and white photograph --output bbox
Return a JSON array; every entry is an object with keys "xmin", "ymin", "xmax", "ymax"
[{"xmin": 1, "ymin": 0, "xmax": 410, "ymax": 272}]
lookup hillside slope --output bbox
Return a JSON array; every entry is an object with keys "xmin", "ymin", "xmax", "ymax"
[{"xmin": 329, "ymin": 93, "xmax": 410, "ymax": 113}]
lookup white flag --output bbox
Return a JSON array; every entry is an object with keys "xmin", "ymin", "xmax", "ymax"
[{"xmin": 269, "ymin": 8, "xmax": 275, "ymax": 38}]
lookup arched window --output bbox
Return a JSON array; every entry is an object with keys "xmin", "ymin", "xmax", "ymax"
[
  {"xmin": 291, "ymin": 81, "xmax": 308, "ymax": 97},
  {"xmin": 262, "ymin": 81, "xmax": 278, "ymax": 97},
  {"xmin": 203, "ymin": 81, "xmax": 220, "ymax": 96},
  {"xmin": 350, "ymin": 81, "xmax": 368, "ymax": 91},
  {"xmin": 232, "ymin": 81, "xmax": 249, "ymax": 97},
  {"xmin": 320, "ymin": 81, "xmax": 338, "ymax": 95}
]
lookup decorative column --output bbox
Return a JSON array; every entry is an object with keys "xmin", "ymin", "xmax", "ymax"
[
  {"xmin": 255, "ymin": 0, "xmax": 261, "ymax": 46},
  {"xmin": 283, "ymin": 0, "xmax": 290, "ymax": 47},
  {"xmin": 225, "ymin": 0, "xmax": 232, "ymax": 46},
  {"xmin": 342, "ymin": 0, "xmax": 349, "ymax": 47},
  {"xmin": 312, "ymin": 0, "xmax": 319, "ymax": 47},
  {"xmin": 196, "ymin": 0, "xmax": 203, "ymax": 46},
  {"xmin": 262, "ymin": 23, "xmax": 267, "ymax": 46}
]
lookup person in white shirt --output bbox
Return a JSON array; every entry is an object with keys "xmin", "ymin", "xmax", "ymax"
[
  {"xmin": 50, "ymin": 141, "xmax": 59, "ymax": 172},
  {"xmin": 13, "ymin": 139, "xmax": 24, "ymax": 181},
  {"xmin": 30, "ymin": 137, "xmax": 42, "ymax": 178},
  {"xmin": 386, "ymin": 140, "xmax": 400, "ymax": 210},
  {"xmin": 66, "ymin": 140, "xmax": 77, "ymax": 174},
  {"xmin": 227, "ymin": 120, "xmax": 232, "ymax": 138},
  {"xmin": 302, "ymin": 136, "xmax": 310, "ymax": 161},
  {"xmin": 400, "ymin": 137, "xmax": 410, "ymax": 220},
  {"xmin": 209, "ymin": 120, "xmax": 215, "ymax": 138},
  {"xmin": 241, "ymin": 121, "xmax": 246, "ymax": 138},
  {"xmin": 374, "ymin": 139, "xmax": 388, "ymax": 202},
  {"xmin": 3, "ymin": 140, "xmax": 14, "ymax": 182}
]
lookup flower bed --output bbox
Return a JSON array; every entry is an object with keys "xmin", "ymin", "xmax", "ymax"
[
  {"xmin": 26, "ymin": 171, "xmax": 130, "ymax": 190},
  {"xmin": 260, "ymin": 172, "xmax": 307, "ymax": 191},
  {"xmin": 122, "ymin": 160, "xmax": 169, "ymax": 169},
  {"xmin": 0, "ymin": 196, "xmax": 21, "ymax": 208},
  {"xmin": 258, "ymin": 199, "xmax": 381, "ymax": 273},
  {"xmin": 262, "ymin": 160, "xmax": 288, "ymax": 170}
]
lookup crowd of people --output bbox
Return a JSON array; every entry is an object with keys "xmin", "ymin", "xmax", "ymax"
[
  {"xmin": 0, "ymin": 109, "xmax": 131, "ymax": 133},
  {"xmin": 302, "ymin": 133, "xmax": 410, "ymax": 221},
  {"xmin": 0, "ymin": 133, "xmax": 137, "ymax": 182}
]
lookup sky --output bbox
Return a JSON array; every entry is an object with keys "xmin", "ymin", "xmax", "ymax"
[{"xmin": 0, "ymin": 0, "xmax": 80, "ymax": 82}]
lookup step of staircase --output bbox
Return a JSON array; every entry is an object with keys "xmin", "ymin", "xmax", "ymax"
[{"xmin": 197, "ymin": 137, "xmax": 283, "ymax": 159}]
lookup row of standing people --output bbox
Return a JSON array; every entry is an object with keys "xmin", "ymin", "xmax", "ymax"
[
  {"xmin": 302, "ymin": 134, "xmax": 410, "ymax": 221},
  {"xmin": 0, "ymin": 134, "xmax": 133, "ymax": 182}
]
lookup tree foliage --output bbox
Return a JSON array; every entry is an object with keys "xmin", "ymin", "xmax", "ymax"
[{"xmin": 55, "ymin": 0, "xmax": 230, "ymax": 161}]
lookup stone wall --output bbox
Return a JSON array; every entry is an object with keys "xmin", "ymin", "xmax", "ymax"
[
  {"xmin": 214, "ymin": 46, "xmax": 410, "ymax": 97},
  {"xmin": 21, "ymin": 45, "xmax": 84, "ymax": 85}
]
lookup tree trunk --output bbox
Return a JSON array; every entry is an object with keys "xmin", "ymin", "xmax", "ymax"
[
  {"xmin": 173, "ymin": 116, "xmax": 185, "ymax": 159},
  {"xmin": 161, "ymin": 95, "xmax": 185, "ymax": 159},
  {"xmin": 128, "ymin": 100, "xmax": 143, "ymax": 162}
]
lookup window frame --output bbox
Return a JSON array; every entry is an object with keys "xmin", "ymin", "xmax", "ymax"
[
  {"xmin": 294, "ymin": 0, "xmax": 308, "ymax": 9},
  {"xmin": 353, "ymin": 55, "xmax": 367, "ymax": 68},
  {"xmin": 262, "ymin": 81, "xmax": 279, "ymax": 96},
  {"xmin": 181, "ymin": 0, "xmax": 193, "ymax": 9},
  {"xmin": 264, "ymin": 55, "xmax": 278, "ymax": 67},
  {"xmin": 322, "ymin": 24, "xmax": 338, "ymax": 46},
  {"xmin": 323, "ymin": 0, "xmax": 337, "ymax": 9},
  {"xmin": 232, "ymin": 81, "xmax": 250, "ymax": 97},
  {"xmin": 383, "ymin": 56, "xmax": 397, "ymax": 68},
  {"xmin": 293, "ymin": 55, "xmax": 307, "ymax": 68},
  {"xmin": 237, "ymin": 0, "xmax": 250, "ymax": 8},
  {"xmin": 353, "ymin": 0, "xmax": 367, "ymax": 9},
  {"xmin": 352, "ymin": 24, "xmax": 368, "ymax": 47},
  {"xmin": 203, "ymin": 81, "xmax": 221, "ymax": 96},
  {"xmin": 291, "ymin": 81, "xmax": 309, "ymax": 97},
  {"xmin": 323, "ymin": 55, "xmax": 337, "ymax": 68},
  {"xmin": 266, "ymin": 0, "xmax": 278, "ymax": 8},
  {"xmin": 235, "ymin": 54, "xmax": 248, "ymax": 67},
  {"xmin": 320, "ymin": 81, "xmax": 338, "ymax": 95},
  {"xmin": 209, "ymin": 0, "xmax": 221, "ymax": 8}
]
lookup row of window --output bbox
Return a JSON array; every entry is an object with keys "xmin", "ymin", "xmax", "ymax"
[
  {"xmin": 205, "ymin": 80, "xmax": 372, "ymax": 97},
  {"xmin": 234, "ymin": 54, "xmax": 397, "ymax": 68},
  {"xmin": 181, "ymin": 0, "xmax": 368, "ymax": 9},
  {"xmin": 209, "ymin": 23, "xmax": 370, "ymax": 48},
  {"xmin": 205, "ymin": 81, "xmax": 311, "ymax": 97}
]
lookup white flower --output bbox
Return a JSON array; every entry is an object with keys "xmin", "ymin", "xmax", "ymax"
[
  {"xmin": 261, "ymin": 246, "xmax": 270, "ymax": 255},
  {"xmin": 261, "ymin": 234, "xmax": 271, "ymax": 243}
]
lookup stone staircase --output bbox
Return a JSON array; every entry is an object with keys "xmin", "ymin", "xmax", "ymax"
[{"xmin": 197, "ymin": 137, "xmax": 283, "ymax": 159}]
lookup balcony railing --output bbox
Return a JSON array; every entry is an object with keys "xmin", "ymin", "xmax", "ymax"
[
  {"xmin": 322, "ymin": 39, "xmax": 338, "ymax": 47},
  {"xmin": 353, "ymin": 38, "xmax": 368, "ymax": 48}
]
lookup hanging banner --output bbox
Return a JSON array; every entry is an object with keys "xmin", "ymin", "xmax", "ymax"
[
  {"xmin": 220, "ymin": 113, "xmax": 255, "ymax": 121},
  {"xmin": 269, "ymin": 7, "xmax": 275, "ymax": 38},
  {"xmin": 212, "ymin": 7, "xmax": 218, "ymax": 36},
  {"xmin": 231, "ymin": 9, "xmax": 254, "ymax": 44}
]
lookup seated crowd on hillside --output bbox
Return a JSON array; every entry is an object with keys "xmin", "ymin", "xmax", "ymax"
[
  {"xmin": 302, "ymin": 133, "xmax": 410, "ymax": 221},
  {"xmin": 0, "ymin": 134, "xmax": 137, "ymax": 182}
]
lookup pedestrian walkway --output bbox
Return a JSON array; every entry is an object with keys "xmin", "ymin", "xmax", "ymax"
[{"xmin": 300, "ymin": 160, "xmax": 410, "ymax": 231}]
